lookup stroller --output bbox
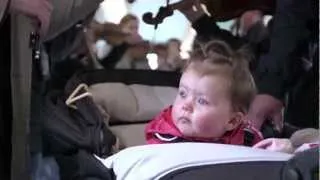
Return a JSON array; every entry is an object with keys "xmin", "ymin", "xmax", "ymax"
[{"xmin": 3, "ymin": 0, "xmax": 318, "ymax": 179}]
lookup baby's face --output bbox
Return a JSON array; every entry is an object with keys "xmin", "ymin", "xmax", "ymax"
[{"xmin": 172, "ymin": 69, "xmax": 238, "ymax": 139}]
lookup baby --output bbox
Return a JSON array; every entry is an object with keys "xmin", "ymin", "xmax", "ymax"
[{"xmin": 145, "ymin": 40, "xmax": 263, "ymax": 146}]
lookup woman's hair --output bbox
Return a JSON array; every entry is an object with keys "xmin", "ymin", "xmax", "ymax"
[
  {"xmin": 184, "ymin": 40, "xmax": 256, "ymax": 113},
  {"xmin": 119, "ymin": 14, "xmax": 138, "ymax": 27}
]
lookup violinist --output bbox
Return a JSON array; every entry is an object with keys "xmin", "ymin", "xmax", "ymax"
[
  {"xmin": 86, "ymin": 14, "xmax": 148, "ymax": 69},
  {"xmin": 112, "ymin": 14, "xmax": 150, "ymax": 69},
  {"xmin": 165, "ymin": 38, "xmax": 184, "ymax": 71},
  {"xmin": 178, "ymin": 0, "xmax": 275, "ymax": 74},
  {"xmin": 142, "ymin": 0, "xmax": 273, "ymax": 49}
]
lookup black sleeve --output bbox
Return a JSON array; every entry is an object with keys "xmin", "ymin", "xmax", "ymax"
[
  {"xmin": 254, "ymin": 0, "xmax": 315, "ymax": 100},
  {"xmin": 100, "ymin": 43, "xmax": 129, "ymax": 69},
  {"xmin": 192, "ymin": 15, "xmax": 245, "ymax": 50}
]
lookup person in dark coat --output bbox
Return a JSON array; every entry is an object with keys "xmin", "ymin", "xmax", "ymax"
[
  {"xmin": 246, "ymin": 0, "xmax": 318, "ymax": 135},
  {"xmin": 176, "ymin": 0, "xmax": 271, "ymax": 72},
  {"xmin": 175, "ymin": 0, "xmax": 318, "ymax": 136}
]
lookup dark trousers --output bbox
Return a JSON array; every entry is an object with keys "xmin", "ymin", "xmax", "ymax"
[{"xmin": 285, "ymin": 54, "xmax": 318, "ymax": 129}]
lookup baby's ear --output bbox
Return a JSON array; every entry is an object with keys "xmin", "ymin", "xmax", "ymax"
[{"xmin": 226, "ymin": 112, "xmax": 244, "ymax": 131}]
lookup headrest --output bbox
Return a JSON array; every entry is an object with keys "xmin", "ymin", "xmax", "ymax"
[
  {"xmin": 66, "ymin": 69, "xmax": 181, "ymax": 124},
  {"xmin": 89, "ymin": 83, "xmax": 177, "ymax": 124}
]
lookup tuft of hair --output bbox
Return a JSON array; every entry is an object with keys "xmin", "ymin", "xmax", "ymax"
[
  {"xmin": 168, "ymin": 38, "xmax": 182, "ymax": 46},
  {"xmin": 119, "ymin": 14, "xmax": 138, "ymax": 26},
  {"xmin": 290, "ymin": 128, "xmax": 319, "ymax": 148},
  {"xmin": 184, "ymin": 40, "xmax": 256, "ymax": 113}
]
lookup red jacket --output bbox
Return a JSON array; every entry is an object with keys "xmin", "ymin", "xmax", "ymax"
[{"xmin": 145, "ymin": 107, "xmax": 263, "ymax": 146}]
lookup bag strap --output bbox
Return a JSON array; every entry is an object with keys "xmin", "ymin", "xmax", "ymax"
[
  {"xmin": 10, "ymin": 14, "xmax": 34, "ymax": 180},
  {"xmin": 65, "ymin": 83, "xmax": 92, "ymax": 109},
  {"xmin": 243, "ymin": 128, "xmax": 255, "ymax": 147}
]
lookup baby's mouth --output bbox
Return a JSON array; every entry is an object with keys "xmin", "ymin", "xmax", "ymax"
[{"xmin": 178, "ymin": 117, "xmax": 191, "ymax": 124}]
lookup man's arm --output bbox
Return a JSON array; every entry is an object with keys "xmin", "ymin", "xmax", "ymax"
[
  {"xmin": 254, "ymin": 0, "xmax": 314, "ymax": 100},
  {"xmin": 9, "ymin": 0, "xmax": 53, "ymax": 36},
  {"xmin": 175, "ymin": 0, "xmax": 245, "ymax": 49},
  {"xmin": 247, "ymin": 0, "xmax": 316, "ymax": 130},
  {"xmin": 192, "ymin": 15, "xmax": 245, "ymax": 49}
]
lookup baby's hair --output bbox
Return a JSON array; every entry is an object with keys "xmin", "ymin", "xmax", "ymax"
[{"xmin": 184, "ymin": 40, "xmax": 256, "ymax": 113}]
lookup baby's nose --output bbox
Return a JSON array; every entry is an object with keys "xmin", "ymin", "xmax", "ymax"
[{"xmin": 182, "ymin": 99, "xmax": 194, "ymax": 112}]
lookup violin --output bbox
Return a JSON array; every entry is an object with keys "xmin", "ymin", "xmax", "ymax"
[
  {"xmin": 86, "ymin": 21, "xmax": 129, "ymax": 45},
  {"xmin": 142, "ymin": 0, "xmax": 275, "ymax": 27},
  {"xmin": 88, "ymin": 21, "xmax": 152, "ymax": 47}
]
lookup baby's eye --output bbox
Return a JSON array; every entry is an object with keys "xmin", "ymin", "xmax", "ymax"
[
  {"xmin": 197, "ymin": 97, "xmax": 209, "ymax": 105},
  {"xmin": 178, "ymin": 90, "xmax": 187, "ymax": 98}
]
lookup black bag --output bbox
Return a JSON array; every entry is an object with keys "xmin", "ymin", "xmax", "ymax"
[
  {"xmin": 44, "ymin": 69, "xmax": 181, "ymax": 179},
  {"xmin": 43, "ymin": 82, "xmax": 116, "ymax": 158},
  {"xmin": 55, "ymin": 150, "xmax": 116, "ymax": 180}
]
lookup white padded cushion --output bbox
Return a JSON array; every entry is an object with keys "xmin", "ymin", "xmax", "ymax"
[
  {"xmin": 110, "ymin": 124, "xmax": 146, "ymax": 148},
  {"xmin": 89, "ymin": 83, "xmax": 177, "ymax": 123},
  {"xmin": 89, "ymin": 83, "xmax": 137, "ymax": 122},
  {"xmin": 96, "ymin": 143, "xmax": 292, "ymax": 180}
]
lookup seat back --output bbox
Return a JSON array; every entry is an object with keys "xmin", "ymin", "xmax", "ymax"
[{"xmin": 67, "ymin": 69, "xmax": 181, "ymax": 148}]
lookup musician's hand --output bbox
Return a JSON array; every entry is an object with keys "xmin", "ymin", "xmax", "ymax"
[
  {"xmin": 246, "ymin": 94, "xmax": 284, "ymax": 132},
  {"xmin": 127, "ymin": 42, "xmax": 149, "ymax": 60},
  {"xmin": 253, "ymin": 138, "xmax": 294, "ymax": 154},
  {"xmin": 239, "ymin": 10, "xmax": 263, "ymax": 36},
  {"xmin": 175, "ymin": 0, "xmax": 204, "ymax": 23},
  {"xmin": 125, "ymin": 33, "xmax": 144, "ymax": 45},
  {"xmin": 10, "ymin": 0, "xmax": 53, "ymax": 37}
]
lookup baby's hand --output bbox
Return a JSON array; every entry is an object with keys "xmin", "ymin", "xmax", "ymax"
[{"xmin": 253, "ymin": 138, "xmax": 294, "ymax": 154}]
